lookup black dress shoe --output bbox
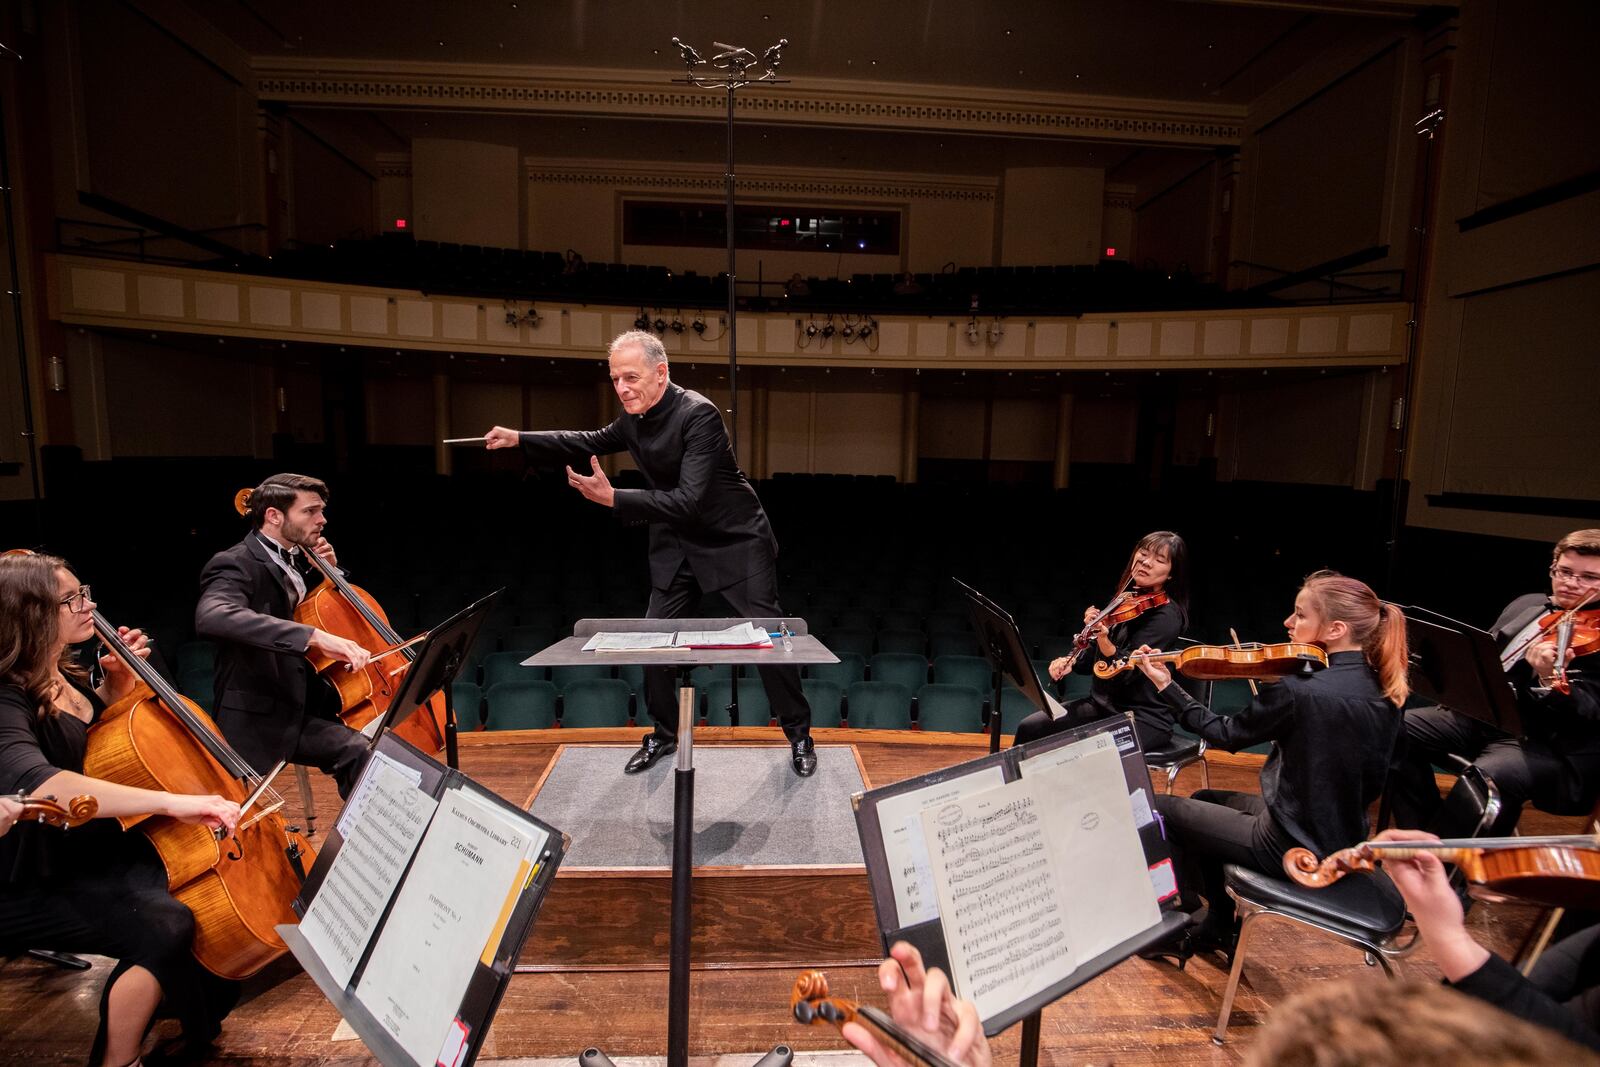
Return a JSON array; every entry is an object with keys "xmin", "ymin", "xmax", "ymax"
[
  {"xmin": 624, "ymin": 735, "xmax": 677, "ymax": 774},
  {"xmin": 791, "ymin": 736, "xmax": 818, "ymax": 778}
]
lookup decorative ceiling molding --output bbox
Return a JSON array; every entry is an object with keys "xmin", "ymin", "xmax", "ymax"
[
  {"xmin": 522, "ymin": 159, "xmax": 998, "ymax": 203},
  {"xmin": 253, "ymin": 60, "xmax": 1245, "ymax": 148}
]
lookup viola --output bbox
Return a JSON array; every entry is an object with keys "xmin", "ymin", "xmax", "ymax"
[
  {"xmin": 1284, "ymin": 834, "xmax": 1600, "ymax": 910},
  {"xmin": 1, "ymin": 792, "xmax": 99, "ymax": 828},
  {"xmin": 1094, "ymin": 641, "xmax": 1328, "ymax": 681},
  {"xmin": 791, "ymin": 969, "xmax": 965, "ymax": 1067},
  {"xmin": 1058, "ymin": 589, "xmax": 1170, "ymax": 674},
  {"xmin": 232, "ymin": 489, "xmax": 447, "ymax": 752}
]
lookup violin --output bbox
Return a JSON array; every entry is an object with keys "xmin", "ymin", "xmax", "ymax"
[
  {"xmin": 1058, "ymin": 589, "xmax": 1170, "ymax": 675},
  {"xmin": 1, "ymin": 793, "xmax": 99, "ymax": 828},
  {"xmin": 232, "ymin": 489, "xmax": 448, "ymax": 752},
  {"xmin": 791, "ymin": 969, "xmax": 965, "ymax": 1067},
  {"xmin": 1502, "ymin": 590, "xmax": 1600, "ymax": 696},
  {"xmin": 1284, "ymin": 834, "xmax": 1600, "ymax": 910},
  {"xmin": 1094, "ymin": 641, "xmax": 1328, "ymax": 681}
]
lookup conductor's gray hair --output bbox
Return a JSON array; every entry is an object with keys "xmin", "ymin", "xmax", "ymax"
[{"xmin": 609, "ymin": 330, "xmax": 668, "ymax": 367}]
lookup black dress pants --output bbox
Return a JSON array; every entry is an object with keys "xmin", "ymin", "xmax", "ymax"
[
  {"xmin": 1390, "ymin": 704, "xmax": 1598, "ymax": 836},
  {"xmin": 643, "ymin": 559, "xmax": 811, "ymax": 741},
  {"xmin": 1153, "ymin": 789, "xmax": 1299, "ymax": 934}
]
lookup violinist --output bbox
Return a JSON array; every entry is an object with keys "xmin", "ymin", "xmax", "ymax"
[
  {"xmin": 1392, "ymin": 529, "xmax": 1600, "ymax": 836},
  {"xmin": 837, "ymin": 942, "xmax": 992, "ymax": 1067},
  {"xmin": 0, "ymin": 552, "xmax": 241, "ymax": 1067},
  {"xmin": 1371, "ymin": 828, "xmax": 1600, "ymax": 1052},
  {"xmin": 1131, "ymin": 570, "xmax": 1407, "ymax": 959},
  {"xmin": 1013, "ymin": 531, "xmax": 1190, "ymax": 749},
  {"xmin": 195, "ymin": 473, "xmax": 371, "ymax": 798}
]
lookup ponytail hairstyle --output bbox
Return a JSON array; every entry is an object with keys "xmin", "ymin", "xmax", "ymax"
[
  {"xmin": 0, "ymin": 551, "xmax": 89, "ymax": 719},
  {"xmin": 1114, "ymin": 531, "xmax": 1190, "ymax": 631},
  {"xmin": 1299, "ymin": 569, "xmax": 1409, "ymax": 706}
]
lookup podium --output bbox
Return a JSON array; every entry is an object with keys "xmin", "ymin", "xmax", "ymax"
[{"xmin": 523, "ymin": 618, "xmax": 836, "ymax": 1067}]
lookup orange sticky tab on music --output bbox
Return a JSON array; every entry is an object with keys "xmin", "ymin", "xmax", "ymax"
[{"xmin": 479, "ymin": 858, "xmax": 531, "ymax": 966}]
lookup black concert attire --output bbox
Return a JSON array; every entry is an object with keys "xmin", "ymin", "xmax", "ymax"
[
  {"xmin": 1391, "ymin": 593, "xmax": 1600, "ymax": 836},
  {"xmin": 195, "ymin": 534, "xmax": 367, "ymax": 798},
  {"xmin": 519, "ymin": 382, "xmax": 810, "ymax": 741},
  {"xmin": 1450, "ymin": 923, "xmax": 1600, "ymax": 1052},
  {"xmin": 1151, "ymin": 650, "xmax": 1401, "ymax": 937},
  {"xmin": 0, "ymin": 681, "xmax": 238, "ymax": 1055},
  {"xmin": 1013, "ymin": 599, "xmax": 1183, "ymax": 750}
]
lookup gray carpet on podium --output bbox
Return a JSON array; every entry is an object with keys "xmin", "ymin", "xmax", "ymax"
[{"xmin": 527, "ymin": 745, "xmax": 867, "ymax": 868}]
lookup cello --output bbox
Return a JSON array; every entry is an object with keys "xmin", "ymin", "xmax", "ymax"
[
  {"xmin": 84, "ymin": 599, "xmax": 314, "ymax": 978},
  {"xmin": 232, "ymin": 488, "xmax": 448, "ymax": 751}
]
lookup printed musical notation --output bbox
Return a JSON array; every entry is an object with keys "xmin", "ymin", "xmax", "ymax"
[
  {"xmin": 923, "ymin": 733, "xmax": 1162, "ymax": 1021},
  {"xmin": 876, "ymin": 765, "xmax": 1006, "ymax": 927}
]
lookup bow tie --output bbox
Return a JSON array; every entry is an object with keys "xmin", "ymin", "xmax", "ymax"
[{"xmin": 266, "ymin": 541, "xmax": 304, "ymax": 570}]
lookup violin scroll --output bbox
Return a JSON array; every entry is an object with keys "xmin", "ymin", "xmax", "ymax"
[
  {"xmin": 5, "ymin": 793, "xmax": 99, "ymax": 829},
  {"xmin": 792, "ymin": 969, "xmax": 855, "ymax": 1026},
  {"xmin": 1283, "ymin": 844, "xmax": 1377, "ymax": 888}
]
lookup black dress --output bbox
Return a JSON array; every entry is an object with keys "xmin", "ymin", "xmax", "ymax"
[
  {"xmin": 1013, "ymin": 599, "xmax": 1184, "ymax": 749},
  {"xmin": 0, "ymin": 680, "xmax": 237, "ymax": 1052}
]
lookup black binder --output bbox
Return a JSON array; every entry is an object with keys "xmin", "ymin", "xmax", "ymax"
[{"xmin": 279, "ymin": 732, "xmax": 568, "ymax": 1067}]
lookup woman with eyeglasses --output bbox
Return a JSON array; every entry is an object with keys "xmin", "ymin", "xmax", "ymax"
[
  {"xmin": 0, "ymin": 552, "xmax": 240, "ymax": 1067},
  {"xmin": 1131, "ymin": 570, "xmax": 1408, "ymax": 962},
  {"xmin": 1013, "ymin": 531, "xmax": 1191, "ymax": 751},
  {"xmin": 1392, "ymin": 529, "xmax": 1600, "ymax": 836}
]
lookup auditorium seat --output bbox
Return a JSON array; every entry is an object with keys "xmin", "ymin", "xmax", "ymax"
[
  {"xmin": 824, "ymin": 628, "xmax": 875, "ymax": 659},
  {"xmin": 485, "ymin": 680, "xmax": 557, "ymax": 730},
  {"xmin": 703, "ymin": 678, "xmax": 772, "ymax": 727},
  {"xmin": 482, "ymin": 651, "xmax": 541, "ymax": 690},
  {"xmin": 915, "ymin": 684, "xmax": 983, "ymax": 733},
  {"xmin": 550, "ymin": 664, "xmax": 610, "ymax": 693},
  {"xmin": 806, "ymin": 653, "xmax": 865, "ymax": 688},
  {"xmin": 932, "ymin": 654, "xmax": 993, "ymax": 694},
  {"xmin": 846, "ymin": 681, "xmax": 913, "ymax": 730},
  {"xmin": 997, "ymin": 689, "xmax": 1037, "ymax": 735},
  {"xmin": 560, "ymin": 678, "xmax": 632, "ymax": 728},
  {"xmin": 928, "ymin": 631, "xmax": 979, "ymax": 659},
  {"xmin": 801, "ymin": 679, "xmax": 844, "ymax": 727},
  {"xmin": 450, "ymin": 681, "xmax": 484, "ymax": 731},
  {"xmin": 875, "ymin": 628, "xmax": 927, "ymax": 656},
  {"xmin": 869, "ymin": 652, "xmax": 929, "ymax": 693}
]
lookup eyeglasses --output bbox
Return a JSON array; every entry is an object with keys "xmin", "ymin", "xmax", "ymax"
[
  {"xmin": 59, "ymin": 585, "xmax": 92, "ymax": 614},
  {"xmin": 1550, "ymin": 565, "xmax": 1600, "ymax": 586}
]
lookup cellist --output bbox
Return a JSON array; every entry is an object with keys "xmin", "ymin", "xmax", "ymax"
[
  {"xmin": 0, "ymin": 552, "xmax": 241, "ymax": 1067},
  {"xmin": 196, "ymin": 473, "xmax": 371, "ymax": 798}
]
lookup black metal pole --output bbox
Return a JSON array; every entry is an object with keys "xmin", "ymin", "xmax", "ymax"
[
  {"xmin": 444, "ymin": 679, "xmax": 460, "ymax": 770},
  {"xmin": 724, "ymin": 83, "xmax": 738, "ymax": 455},
  {"xmin": 1020, "ymin": 1010, "xmax": 1043, "ymax": 1067},
  {"xmin": 666, "ymin": 685, "xmax": 696, "ymax": 1067}
]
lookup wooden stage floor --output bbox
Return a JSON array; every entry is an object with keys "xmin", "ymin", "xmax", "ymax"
[{"xmin": 1, "ymin": 727, "xmax": 1575, "ymax": 1066}]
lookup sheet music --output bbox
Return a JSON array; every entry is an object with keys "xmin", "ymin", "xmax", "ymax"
[
  {"xmin": 1023, "ymin": 733, "xmax": 1160, "ymax": 961},
  {"xmin": 300, "ymin": 752, "xmax": 437, "ymax": 989},
  {"xmin": 875, "ymin": 765, "xmax": 1006, "ymax": 927},
  {"xmin": 580, "ymin": 631, "xmax": 677, "ymax": 652},
  {"xmin": 671, "ymin": 622, "xmax": 773, "ymax": 648},
  {"xmin": 922, "ymin": 776, "xmax": 1072, "ymax": 1020},
  {"xmin": 354, "ymin": 784, "xmax": 543, "ymax": 1067}
]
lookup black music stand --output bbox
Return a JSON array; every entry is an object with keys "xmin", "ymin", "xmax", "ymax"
[
  {"xmin": 368, "ymin": 589, "xmax": 501, "ymax": 770},
  {"xmin": 955, "ymin": 578, "xmax": 1063, "ymax": 756},
  {"xmin": 1403, "ymin": 605, "xmax": 1524, "ymax": 736}
]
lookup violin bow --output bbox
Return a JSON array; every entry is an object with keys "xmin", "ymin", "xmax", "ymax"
[{"xmin": 1230, "ymin": 627, "xmax": 1259, "ymax": 696}]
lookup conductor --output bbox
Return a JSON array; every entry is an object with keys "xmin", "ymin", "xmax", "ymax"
[{"xmin": 483, "ymin": 330, "xmax": 816, "ymax": 777}]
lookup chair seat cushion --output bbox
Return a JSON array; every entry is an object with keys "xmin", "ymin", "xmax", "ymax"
[
  {"xmin": 1144, "ymin": 736, "xmax": 1203, "ymax": 764},
  {"xmin": 1225, "ymin": 862, "xmax": 1407, "ymax": 943}
]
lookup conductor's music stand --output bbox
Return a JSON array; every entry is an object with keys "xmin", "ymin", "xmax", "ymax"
[{"xmin": 369, "ymin": 589, "xmax": 502, "ymax": 770}]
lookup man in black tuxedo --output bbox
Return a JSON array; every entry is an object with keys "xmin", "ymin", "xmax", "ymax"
[
  {"xmin": 195, "ymin": 473, "xmax": 372, "ymax": 798},
  {"xmin": 484, "ymin": 330, "xmax": 815, "ymax": 777},
  {"xmin": 1392, "ymin": 529, "xmax": 1600, "ymax": 835}
]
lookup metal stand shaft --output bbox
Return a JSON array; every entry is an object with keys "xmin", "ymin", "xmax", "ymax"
[{"xmin": 667, "ymin": 683, "xmax": 697, "ymax": 1067}]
